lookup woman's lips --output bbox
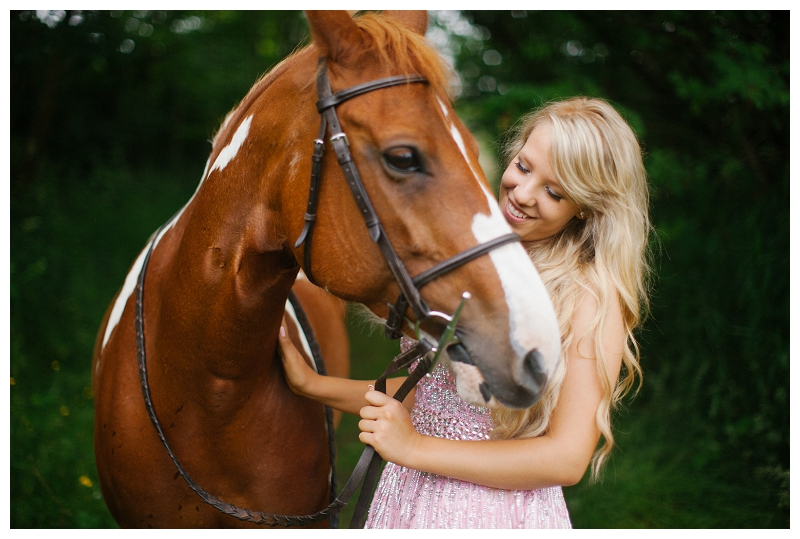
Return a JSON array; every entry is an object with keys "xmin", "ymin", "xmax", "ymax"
[{"xmin": 505, "ymin": 199, "xmax": 533, "ymax": 222}]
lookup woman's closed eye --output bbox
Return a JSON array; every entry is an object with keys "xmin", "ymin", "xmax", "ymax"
[
  {"xmin": 545, "ymin": 185, "xmax": 564, "ymax": 202},
  {"xmin": 515, "ymin": 160, "xmax": 530, "ymax": 174}
]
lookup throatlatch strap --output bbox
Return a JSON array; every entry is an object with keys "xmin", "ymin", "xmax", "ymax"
[{"xmin": 293, "ymin": 117, "xmax": 327, "ymax": 285}]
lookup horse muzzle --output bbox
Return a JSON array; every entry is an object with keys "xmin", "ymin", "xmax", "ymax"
[{"xmin": 446, "ymin": 341, "xmax": 548, "ymax": 410}]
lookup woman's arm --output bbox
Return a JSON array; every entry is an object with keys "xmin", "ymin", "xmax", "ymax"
[
  {"xmin": 358, "ymin": 289, "xmax": 626, "ymax": 490},
  {"xmin": 277, "ymin": 321, "xmax": 415, "ymax": 416}
]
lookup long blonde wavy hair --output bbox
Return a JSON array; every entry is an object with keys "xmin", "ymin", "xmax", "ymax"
[{"xmin": 490, "ymin": 97, "xmax": 652, "ymax": 481}]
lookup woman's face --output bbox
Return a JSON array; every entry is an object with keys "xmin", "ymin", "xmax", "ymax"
[{"xmin": 499, "ymin": 123, "xmax": 583, "ymax": 245}]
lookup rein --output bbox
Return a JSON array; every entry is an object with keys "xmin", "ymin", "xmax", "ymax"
[{"xmin": 134, "ymin": 59, "xmax": 522, "ymax": 528}]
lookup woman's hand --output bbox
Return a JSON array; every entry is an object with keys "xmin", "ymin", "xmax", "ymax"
[
  {"xmin": 358, "ymin": 388, "xmax": 423, "ymax": 467},
  {"xmin": 277, "ymin": 317, "xmax": 318, "ymax": 397}
]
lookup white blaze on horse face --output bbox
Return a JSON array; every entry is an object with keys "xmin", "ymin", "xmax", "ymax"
[
  {"xmin": 472, "ymin": 209, "xmax": 561, "ymax": 370},
  {"xmin": 437, "ymin": 99, "xmax": 483, "ymax": 184},
  {"xmin": 437, "ymin": 98, "xmax": 561, "ymax": 380},
  {"xmin": 208, "ymin": 114, "xmax": 254, "ymax": 178}
]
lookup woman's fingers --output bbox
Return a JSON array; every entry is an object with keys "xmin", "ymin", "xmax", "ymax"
[
  {"xmin": 364, "ymin": 388, "xmax": 393, "ymax": 406},
  {"xmin": 358, "ymin": 418, "xmax": 376, "ymax": 432},
  {"xmin": 277, "ymin": 315, "xmax": 315, "ymax": 395},
  {"xmin": 357, "ymin": 393, "xmax": 418, "ymax": 465}
]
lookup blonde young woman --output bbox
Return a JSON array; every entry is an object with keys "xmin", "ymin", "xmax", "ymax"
[{"xmin": 278, "ymin": 97, "xmax": 651, "ymax": 528}]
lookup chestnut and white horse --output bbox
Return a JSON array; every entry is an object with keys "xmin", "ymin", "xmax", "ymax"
[{"xmin": 92, "ymin": 10, "xmax": 559, "ymax": 528}]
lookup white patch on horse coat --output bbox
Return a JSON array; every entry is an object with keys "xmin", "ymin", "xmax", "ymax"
[
  {"xmin": 472, "ymin": 211, "xmax": 560, "ymax": 369},
  {"xmin": 101, "ymin": 114, "xmax": 257, "ymax": 357},
  {"xmin": 438, "ymin": 98, "xmax": 483, "ymax": 186},
  {"xmin": 208, "ymin": 114, "xmax": 253, "ymax": 178},
  {"xmin": 100, "ymin": 211, "xmax": 183, "ymax": 352},
  {"xmin": 283, "ymin": 299, "xmax": 317, "ymax": 373},
  {"xmin": 438, "ymin": 98, "xmax": 561, "ymax": 378},
  {"xmin": 101, "ymin": 246, "xmax": 148, "ymax": 351}
]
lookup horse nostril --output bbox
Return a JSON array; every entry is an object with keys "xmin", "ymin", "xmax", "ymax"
[
  {"xmin": 447, "ymin": 343, "xmax": 473, "ymax": 365},
  {"xmin": 524, "ymin": 348, "xmax": 548, "ymax": 389}
]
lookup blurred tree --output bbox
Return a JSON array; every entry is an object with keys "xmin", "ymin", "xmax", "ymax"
[{"xmin": 11, "ymin": 10, "xmax": 309, "ymax": 183}]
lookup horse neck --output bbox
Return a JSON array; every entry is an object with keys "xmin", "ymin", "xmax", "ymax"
[{"xmin": 159, "ymin": 55, "xmax": 317, "ymax": 382}]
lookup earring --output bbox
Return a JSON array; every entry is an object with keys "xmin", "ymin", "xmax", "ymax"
[{"xmin": 579, "ymin": 211, "xmax": 586, "ymax": 219}]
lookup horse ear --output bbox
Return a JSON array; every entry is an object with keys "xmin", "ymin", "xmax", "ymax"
[
  {"xmin": 305, "ymin": 11, "xmax": 364, "ymax": 65},
  {"xmin": 383, "ymin": 10, "xmax": 428, "ymax": 36}
]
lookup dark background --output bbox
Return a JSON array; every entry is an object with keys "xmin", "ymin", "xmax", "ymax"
[{"xmin": 10, "ymin": 10, "xmax": 789, "ymax": 528}]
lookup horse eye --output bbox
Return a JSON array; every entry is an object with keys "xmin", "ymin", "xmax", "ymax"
[{"xmin": 383, "ymin": 146, "xmax": 422, "ymax": 173}]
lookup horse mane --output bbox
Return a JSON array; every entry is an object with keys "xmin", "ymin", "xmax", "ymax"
[{"xmin": 207, "ymin": 12, "xmax": 455, "ymax": 173}]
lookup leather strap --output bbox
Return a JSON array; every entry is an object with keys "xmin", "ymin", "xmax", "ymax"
[
  {"xmin": 385, "ymin": 232, "xmax": 521, "ymax": 339},
  {"xmin": 293, "ymin": 119, "xmax": 327, "ymax": 285},
  {"xmin": 313, "ymin": 62, "xmax": 431, "ymax": 323},
  {"xmin": 348, "ymin": 339, "xmax": 434, "ymax": 528},
  {"xmin": 316, "ymin": 74, "xmax": 428, "ymax": 112}
]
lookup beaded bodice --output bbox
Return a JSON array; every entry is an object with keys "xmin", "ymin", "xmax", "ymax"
[{"xmin": 410, "ymin": 360, "xmax": 493, "ymax": 441}]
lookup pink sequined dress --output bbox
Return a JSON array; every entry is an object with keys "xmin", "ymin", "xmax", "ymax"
[{"xmin": 364, "ymin": 338, "xmax": 572, "ymax": 529}]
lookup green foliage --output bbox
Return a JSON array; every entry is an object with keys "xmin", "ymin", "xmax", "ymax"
[
  {"xmin": 11, "ymin": 10, "xmax": 309, "ymax": 179},
  {"xmin": 10, "ymin": 10, "xmax": 788, "ymax": 528}
]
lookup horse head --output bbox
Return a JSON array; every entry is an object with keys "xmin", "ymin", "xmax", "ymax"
[{"xmin": 287, "ymin": 11, "xmax": 561, "ymax": 409}]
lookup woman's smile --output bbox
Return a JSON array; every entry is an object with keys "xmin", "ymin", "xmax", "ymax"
[{"xmin": 505, "ymin": 198, "xmax": 534, "ymax": 222}]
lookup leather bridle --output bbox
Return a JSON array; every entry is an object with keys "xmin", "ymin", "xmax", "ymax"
[
  {"xmin": 295, "ymin": 59, "xmax": 520, "ymax": 340},
  {"xmin": 134, "ymin": 59, "xmax": 521, "ymax": 528}
]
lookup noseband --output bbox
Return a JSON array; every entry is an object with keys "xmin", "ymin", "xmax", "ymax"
[{"xmin": 295, "ymin": 59, "xmax": 520, "ymax": 339}]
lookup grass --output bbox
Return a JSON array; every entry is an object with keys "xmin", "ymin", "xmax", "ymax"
[
  {"xmin": 564, "ymin": 413, "xmax": 789, "ymax": 528},
  {"xmin": 9, "ymin": 163, "xmax": 788, "ymax": 528}
]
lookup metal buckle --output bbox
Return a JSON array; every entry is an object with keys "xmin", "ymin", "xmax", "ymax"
[{"xmin": 330, "ymin": 133, "xmax": 349, "ymax": 147}]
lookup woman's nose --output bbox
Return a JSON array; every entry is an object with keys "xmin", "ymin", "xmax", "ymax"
[{"xmin": 513, "ymin": 183, "xmax": 537, "ymax": 208}]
